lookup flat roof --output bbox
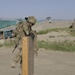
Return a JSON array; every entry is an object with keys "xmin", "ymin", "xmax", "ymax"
[{"xmin": 0, "ymin": 26, "xmax": 16, "ymax": 32}]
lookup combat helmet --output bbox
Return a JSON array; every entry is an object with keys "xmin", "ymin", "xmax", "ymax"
[{"xmin": 25, "ymin": 16, "xmax": 36, "ymax": 25}]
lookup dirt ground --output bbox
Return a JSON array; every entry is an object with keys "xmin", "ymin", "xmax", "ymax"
[
  {"xmin": 32, "ymin": 21, "xmax": 72, "ymax": 32},
  {"xmin": 0, "ymin": 47, "xmax": 75, "ymax": 75},
  {"xmin": 0, "ymin": 21, "xmax": 75, "ymax": 75},
  {"xmin": 33, "ymin": 21, "xmax": 75, "ymax": 42}
]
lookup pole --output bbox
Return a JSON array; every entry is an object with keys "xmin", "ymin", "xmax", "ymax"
[{"xmin": 22, "ymin": 37, "xmax": 34, "ymax": 75}]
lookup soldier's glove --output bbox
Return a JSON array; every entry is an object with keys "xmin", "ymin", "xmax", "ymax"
[{"xmin": 30, "ymin": 33, "xmax": 35, "ymax": 39}]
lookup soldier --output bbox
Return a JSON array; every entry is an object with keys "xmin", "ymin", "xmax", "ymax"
[{"xmin": 11, "ymin": 16, "xmax": 37, "ymax": 70}]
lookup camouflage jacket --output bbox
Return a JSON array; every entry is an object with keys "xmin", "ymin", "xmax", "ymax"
[
  {"xmin": 13, "ymin": 21, "xmax": 32, "ymax": 37},
  {"xmin": 13, "ymin": 21, "xmax": 33, "ymax": 49}
]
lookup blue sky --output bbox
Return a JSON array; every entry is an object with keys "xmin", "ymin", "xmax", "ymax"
[{"xmin": 0, "ymin": 0, "xmax": 75, "ymax": 20}]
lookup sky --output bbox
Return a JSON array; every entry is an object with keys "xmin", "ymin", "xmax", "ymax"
[{"xmin": 0, "ymin": 0, "xmax": 75, "ymax": 20}]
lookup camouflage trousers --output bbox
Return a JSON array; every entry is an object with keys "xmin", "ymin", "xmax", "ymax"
[
  {"xmin": 13, "ymin": 37, "xmax": 38, "ymax": 68},
  {"xmin": 13, "ymin": 48, "xmax": 22, "ymax": 67},
  {"xmin": 13, "ymin": 47, "xmax": 38, "ymax": 64}
]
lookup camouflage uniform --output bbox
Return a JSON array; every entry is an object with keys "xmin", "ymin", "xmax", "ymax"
[
  {"xmin": 32, "ymin": 30, "xmax": 38, "ymax": 55},
  {"xmin": 11, "ymin": 16, "xmax": 38, "ymax": 69}
]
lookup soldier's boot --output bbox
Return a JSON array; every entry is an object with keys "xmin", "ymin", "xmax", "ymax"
[{"xmin": 11, "ymin": 62, "xmax": 17, "ymax": 68}]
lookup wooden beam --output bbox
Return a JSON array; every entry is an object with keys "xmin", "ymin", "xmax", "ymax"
[{"xmin": 22, "ymin": 37, "xmax": 34, "ymax": 75}]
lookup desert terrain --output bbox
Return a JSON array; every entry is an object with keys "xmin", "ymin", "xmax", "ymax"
[
  {"xmin": 33, "ymin": 20, "xmax": 75, "ymax": 42},
  {"xmin": 0, "ymin": 20, "xmax": 75, "ymax": 75}
]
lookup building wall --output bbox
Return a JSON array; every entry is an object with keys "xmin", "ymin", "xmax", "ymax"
[{"xmin": 0, "ymin": 20, "xmax": 17, "ymax": 29}]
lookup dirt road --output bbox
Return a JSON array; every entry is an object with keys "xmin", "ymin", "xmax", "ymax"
[{"xmin": 0, "ymin": 47, "xmax": 75, "ymax": 75}]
